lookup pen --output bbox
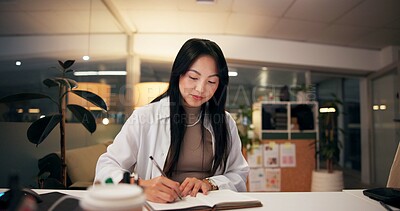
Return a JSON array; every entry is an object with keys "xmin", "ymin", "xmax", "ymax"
[{"xmin": 149, "ymin": 156, "xmax": 183, "ymax": 200}]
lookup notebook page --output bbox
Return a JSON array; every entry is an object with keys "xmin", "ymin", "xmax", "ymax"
[
  {"xmin": 196, "ymin": 189, "xmax": 258, "ymax": 205},
  {"xmin": 146, "ymin": 194, "xmax": 213, "ymax": 210}
]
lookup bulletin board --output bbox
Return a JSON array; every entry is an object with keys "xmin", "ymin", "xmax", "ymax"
[{"xmin": 246, "ymin": 139, "xmax": 315, "ymax": 192}]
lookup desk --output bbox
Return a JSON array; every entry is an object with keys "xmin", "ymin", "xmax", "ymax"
[
  {"xmin": 1, "ymin": 189, "xmax": 395, "ymax": 211},
  {"xmin": 343, "ymin": 189, "xmax": 399, "ymax": 211}
]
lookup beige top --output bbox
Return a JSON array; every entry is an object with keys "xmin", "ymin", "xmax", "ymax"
[{"xmin": 170, "ymin": 106, "xmax": 213, "ymax": 183}]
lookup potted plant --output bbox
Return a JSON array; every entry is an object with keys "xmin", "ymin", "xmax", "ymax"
[
  {"xmin": 235, "ymin": 105, "xmax": 260, "ymax": 153},
  {"xmin": 0, "ymin": 60, "xmax": 108, "ymax": 187},
  {"xmin": 311, "ymin": 93, "xmax": 344, "ymax": 191}
]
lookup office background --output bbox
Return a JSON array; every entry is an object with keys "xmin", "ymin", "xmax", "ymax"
[{"xmin": 0, "ymin": 0, "xmax": 399, "ymax": 189}]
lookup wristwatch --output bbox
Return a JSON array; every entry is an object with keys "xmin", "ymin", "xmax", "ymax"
[{"xmin": 203, "ymin": 178, "xmax": 219, "ymax": 191}]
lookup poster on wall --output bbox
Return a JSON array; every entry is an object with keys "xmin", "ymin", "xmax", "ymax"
[
  {"xmin": 265, "ymin": 168, "xmax": 281, "ymax": 191},
  {"xmin": 280, "ymin": 142, "xmax": 296, "ymax": 167},
  {"xmin": 247, "ymin": 144, "xmax": 263, "ymax": 168},
  {"xmin": 248, "ymin": 168, "xmax": 267, "ymax": 192},
  {"xmin": 263, "ymin": 142, "xmax": 279, "ymax": 168}
]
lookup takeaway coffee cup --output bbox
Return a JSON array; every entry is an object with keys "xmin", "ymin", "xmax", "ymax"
[{"xmin": 80, "ymin": 184, "xmax": 145, "ymax": 211}]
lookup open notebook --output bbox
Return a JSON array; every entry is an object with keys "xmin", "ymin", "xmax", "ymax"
[{"xmin": 145, "ymin": 189, "xmax": 262, "ymax": 211}]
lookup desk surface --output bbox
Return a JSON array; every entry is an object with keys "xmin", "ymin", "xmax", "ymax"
[{"xmin": 1, "ymin": 188, "xmax": 397, "ymax": 211}]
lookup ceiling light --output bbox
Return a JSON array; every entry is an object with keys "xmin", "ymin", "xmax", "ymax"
[
  {"xmin": 15, "ymin": 60, "xmax": 21, "ymax": 66},
  {"xmin": 74, "ymin": 71, "xmax": 127, "ymax": 76},
  {"xmin": 102, "ymin": 117, "xmax": 109, "ymax": 125},
  {"xmin": 373, "ymin": 105, "xmax": 379, "ymax": 110},
  {"xmin": 319, "ymin": 107, "xmax": 336, "ymax": 113},
  {"xmin": 228, "ymin": 71, "xmax": 238, "ymax": 77},
  {"xmin": 28, "ymin": 108, "xmax": 40, "ymax": 114},
  {"xmin": 261, "ymin": 67, "xmax": 268, "ymax": 71},
  {"xmin": 82, "ymin": 55, "xmax": 90, "ymax": 61}
]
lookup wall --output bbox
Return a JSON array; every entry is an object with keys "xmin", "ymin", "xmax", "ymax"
[
  {"xmin": 0, "ymin": 34, "xmax": 392, "ymax": 72},
  {"xmin": 133, "ymin": 34, "xmax": 384, "ymax": 72},
  {"xmin": 371, "ymin": 73, "xmax": 398, "ymax": 186},
  {"xmin": 0, "ymin": 122, "xmax": 122, "ymax": 188}
]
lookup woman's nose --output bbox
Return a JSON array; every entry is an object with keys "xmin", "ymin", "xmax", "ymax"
[{"xmin": 194, "ymin": 81, "xmax": 205, "ymax": 93}]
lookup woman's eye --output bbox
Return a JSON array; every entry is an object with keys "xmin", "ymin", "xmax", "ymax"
[
  {"xmin": 189, "ymin": 76, "xmax": 198, "ymax": 80},
  {"xmin": 208, "ymin": 81, "xmax": 217, "ymax": 84}
]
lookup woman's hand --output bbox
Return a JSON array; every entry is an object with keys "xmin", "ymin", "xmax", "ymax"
[
  {"xmin": 139, "ymin": 176, "xmax": 181, "ymax": 203},
  {"xmin": 180, "ymin": 177, "xmax": 211, "ymax": 197}
]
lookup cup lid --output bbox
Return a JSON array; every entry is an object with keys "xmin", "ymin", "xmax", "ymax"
[{"xmin": 80, "ymin": 184, "xmax": 146, "ymax": 211}]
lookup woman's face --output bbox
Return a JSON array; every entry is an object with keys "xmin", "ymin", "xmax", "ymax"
[{"xmin": 179, "ymin": 55, "xmax": 220, "ymax": 108}]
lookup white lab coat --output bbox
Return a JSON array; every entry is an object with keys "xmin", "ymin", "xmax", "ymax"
[{"xmin": 95, "ymin": 97, "xmax": 249, "ymax": 191}]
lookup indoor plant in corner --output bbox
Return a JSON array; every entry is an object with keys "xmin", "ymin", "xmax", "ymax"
[
  {"xmin": 235, "ymin": 105, "xmax": 260, "ymax": 154},
  {"xmin": 0, "ymin": 60, "xmax": 108, "ymax": 187},
  {"xmin": 311, "ymin": 94, "xmax": 343, "ymax": 192}
]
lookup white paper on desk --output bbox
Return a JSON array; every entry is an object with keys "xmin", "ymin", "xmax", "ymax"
[
  {"xmin": 280, "ymin": 142, "xmax": 296, "ymax": 167},
  {"xmin": 248, "ymin": 167, "xmax": 267, "ymax": 191},
  {"xmin": 263, "ymin": 142, "xmax": 279, "ymax": 168},
  {"xmin": 145, "ymin": 189, "xmax": 261, "ymax": 211},
  {"xmin": 247, "ymin": 145, "xmax": 263, "ymax": 168},
  {"xmin": 265, "ymin": 168, "xmax": 281, "ymax": 191}
]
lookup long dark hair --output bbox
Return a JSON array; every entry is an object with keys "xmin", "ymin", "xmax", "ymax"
[{"xmin": 152, "ymin": 38, "xmax": 230, "ymax": 176}]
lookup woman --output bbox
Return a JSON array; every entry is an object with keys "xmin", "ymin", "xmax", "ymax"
[{"xmin": 95, "ymin": 38, "xmax": 249, "ymax": 203}]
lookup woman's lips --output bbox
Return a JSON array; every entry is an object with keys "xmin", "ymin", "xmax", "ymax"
[{"xmin": 191, "ymin": 95, "xmax": 203, "ymax": 100}]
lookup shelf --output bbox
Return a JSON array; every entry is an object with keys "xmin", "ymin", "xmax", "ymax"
[{"xmin": 254, "ymin": 101, "xmax": 319, "ymax": 140}]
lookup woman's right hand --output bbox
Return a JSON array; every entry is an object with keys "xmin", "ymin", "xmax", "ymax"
[{"xmin": 138, "ymin": 176, "xmax": 182, "ymax": 203}]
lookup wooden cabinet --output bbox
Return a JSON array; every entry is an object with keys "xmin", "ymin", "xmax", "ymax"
[{"xmin": 247, "ymin": 101, "xmax": 318, "ymax": 192}]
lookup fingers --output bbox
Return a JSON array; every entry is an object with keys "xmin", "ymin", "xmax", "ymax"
[
  {"xmin": 142, "ymin": 176, "xmax": 181, "ymax": 203},
  {"xmin": 180, "ymin": 177, "xmax": 210, "ymax": 197},
  {"xmin": 200, "ymin": 181, "xmax": 210, "ymax": 195},
  {"xmin": 160, "ymin": 177, "xmax": 181, "ymax": 195}
]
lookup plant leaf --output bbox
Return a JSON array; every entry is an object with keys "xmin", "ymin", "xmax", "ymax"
[
  {"xmin": 51, "ymin": 77, "xmax": 70, "ymax": 89},
  {"xmin": 67, "ymin": 104, "xmax": 97, "ymax": 133},
  {"xmin": 43, "ymin": 77, "xmax": 77, "ymax": 89},
  {"xmin": 65, "ymin": 78, "xmax": 78, "ymax": 89},
  {"xmin": 60, "ymin": 60, "xmax": 75, "ymax": 70},
  {"xmin": 58, "ymin": 60, "xmax": 64, "ymax": 69},
  {"xmin": 27, "ymin": 114, "xmax": 62, "ymax": 146},
  {"xmin": 43, "ymin": 78, "xmax": 60, "ymax": 87},
  {"xmin": 70, "ymin": 90, "xmax": 108, "ymax": 111},
  {"xmin": 0, "ymin": 93, "xmax": 51, "ymax": 103},
  {"xmin": 62, "ymin": 60, "xmax": 75, "ymax": 70},
  {"xmin": 51, "ymin": 77, "xmax": 77, "ymax": 89}
]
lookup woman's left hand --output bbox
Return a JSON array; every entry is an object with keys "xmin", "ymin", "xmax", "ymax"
[{"xmin": 180, "ymin": 177, "xmax": 211, "ymax": 197}]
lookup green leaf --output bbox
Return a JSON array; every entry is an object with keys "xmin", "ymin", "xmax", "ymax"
[
  {"xmin": 70, "ymin": 90, "xmax": 108, "ymax": 111},
  {"xmin": 58, "ymin": 60, "xmax": 64, "ymax": 69},
  {"xmin": 67, "ymin": 104, "xmax": 96, "ymax": 133},
  {"xmin": 55, "ymin": 78, "xmax": 72, "ymax": 89},
  {"xmin": 43, "ymin": 78, "xmax": 77, "ymax": 89},
  {"xmin": 63, "ymin": 60, "xmax": 75, "ymax": 69},
  {"xmin": 0, "ymin": 93, "xmax": 51, "ymax": 103},
  {"xmin": 50, "ymin": 77, "xmax": 77, "ymax": 89},
  {"xmin": 58, "ymin": 60, "xmax": 75, "ymax": 70},
  {"xmin": 43, "ymin": 79, "xmax": 60, "ymax": 87},
  {"xmin": 65, "ymin": 78, "xmax": 78, "ymax": 89},
  {"xmin": 27, "ymin": 115, "xmax": 62, "ymax": 146}
]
